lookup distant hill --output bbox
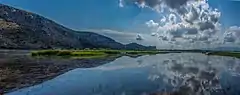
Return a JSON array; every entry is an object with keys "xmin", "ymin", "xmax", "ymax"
[
  {"xmin": 125, "ymin": 43, "xmax": 156, "ymax": 50},
  {"xmin": 0, "ymin": 4, "xmax": 155, "ymax": 50},
  {"xmin": 214, "ymin": 47, "xmax": 240, "ymax": 51}
]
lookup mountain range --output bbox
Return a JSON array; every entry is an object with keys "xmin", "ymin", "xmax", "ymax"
[{"xmin": 0, "ymin": 4, "xmax": 156, "ymax": 50}]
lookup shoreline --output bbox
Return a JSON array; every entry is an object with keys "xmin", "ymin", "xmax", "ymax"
[
  {"xmin": 0, "ymin": 50, "xmax": 120, "ymax": 93},
  {"xmin": 1, "ymin": 49, "xmax": 240, "ymax": 93}
]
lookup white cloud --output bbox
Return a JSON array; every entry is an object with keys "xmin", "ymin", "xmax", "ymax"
[
  {"xmin": 141, "ymin": 0, "xmax": 224, "ymax": 48},
  {"xmin": 89, "ymin": 29, "xmax": 174, "ymax": 49},
  {"xmin": 136, "ymin": 34, "xmax": 144, "ymax": 41},
  {"xmin": 168, "ymin": 13, "xmax": 177, "ymax": 24},
  {"xmin": 146, "ymin": 20, "xmax": 159, "ymax": 28},
  {"xmin": 224, "ymin": 26, "xmax": 240, "ymax": 44},
  {"xmin": 120, "ymin": 0, "xmax": 196, "ymax": 10},
  {"xmin": 160, "ymin": 16, "xmax": 166, "ymax": 23},
  {"xmin": 119, "ymin": 0, "xmax": 124, "ymax": 7},
  {"xmin": 119, "ymin": 0, "xmax": 240, "ymax": 49},
  {"xmin": 151, "ymin": 32, "xmax": 158, "ymax": 36}
]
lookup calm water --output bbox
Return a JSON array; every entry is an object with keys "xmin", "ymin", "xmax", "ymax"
[{"xmin": 6, "ymin": 53, "xmax": 240, "ymax": 95}]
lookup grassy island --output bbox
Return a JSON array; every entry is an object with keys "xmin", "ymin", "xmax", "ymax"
[
  {"xmin": 31, "ymin": 49, "xmax": 166, "ymax": 59},
  {"xmin": 31, "ymin": 49, "xmax": 240, "ymax": 59},
  {"xmin": 205, "ymin": 51, "xmax": 240, "ymax": 58}
]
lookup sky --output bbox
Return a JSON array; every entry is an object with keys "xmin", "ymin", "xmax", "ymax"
[
  {"xmin": 0, "ymin": 0, "xmax": 240, "ymax": 49},
  {"xmin": 0, "ymin": 0, "xmax": 158, "ymax": 32}
]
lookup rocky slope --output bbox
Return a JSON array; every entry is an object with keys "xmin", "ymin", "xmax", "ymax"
[{"xmin": 0, "ymin": 4, "xmax": 155, "ymax": 50}]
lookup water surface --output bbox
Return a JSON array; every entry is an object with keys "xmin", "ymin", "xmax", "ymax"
[{"xmin": 7, "ymin": 53, "xmax": 240, "ymax": 95}]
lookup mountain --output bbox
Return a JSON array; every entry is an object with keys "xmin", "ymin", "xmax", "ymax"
[
  {"xmin": 0, "ymin": 4, "xmax": 155, "ymax": 50},
  {"xmin": 125, "ymin": 43, "xmax": 156, "ymax": 50}
]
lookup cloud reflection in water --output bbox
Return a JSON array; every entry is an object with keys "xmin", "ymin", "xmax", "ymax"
[{"xmin": 7, "ymin": 53, "xmax": 240, "ymax": 95}]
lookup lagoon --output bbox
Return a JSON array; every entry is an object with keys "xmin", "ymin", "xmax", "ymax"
[{"xmin": 6, "ymin": 53, "xmax": 240, "ymax": 95}]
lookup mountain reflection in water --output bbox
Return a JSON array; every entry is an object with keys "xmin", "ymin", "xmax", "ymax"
[{"xmin": 7, "ymin": 53, "xmax": 240, "ymax": 95}]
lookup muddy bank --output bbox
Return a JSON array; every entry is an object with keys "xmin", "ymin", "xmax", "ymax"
[{"xmin": 0, "ymin": 50, "xmax": 119, "ymax": 93}]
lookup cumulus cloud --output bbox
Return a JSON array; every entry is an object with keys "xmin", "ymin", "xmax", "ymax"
[
  {"xmin": 151, "ymin": 32, "xmax": 158, "ymax": 36},
  {"xmin": 160, "ymin": 16, "xmax": 166, "ymax": 23},
  {"xmin": 119, "ymin": 0, "xmax": 124, "ymax": 7},
  {"xmin": 146, "ymin": 20, "xmax": 159, "ymax": 28},
  {"xmin": 136, "ymin": 34, "xmax": 144, "ymax": 40},
  {"xmin": 157, "ymin": 0, "xmax": 220, "ymax": 43},
  {"xmin": 120, "ymin": 0, "xmax": 196, "ymax": 11},
  {"xmin": 145, "ymin": 0, "xmax": 222, "ymax": 47},
  {"xmin": 168, "ymin": 13, "xmax": 177, "ymax": 24},
  {"xmin": 119, "ymin": 0, "xmax": 240, "ymax": 49},
  {"xmin": 224, "ymin": 26, "xmax": 240, "ymax": 44}
]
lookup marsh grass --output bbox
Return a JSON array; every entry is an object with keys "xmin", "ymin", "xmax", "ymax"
[
  {"xmin": 32, "ymin": 50, "xmax": 105, "ymax": 59},
  {"xmin": 31, "ymin": 49, "xmax": 163, "ymax": 59},
  {"xmin": 206, "ymin": 52, "xmax": 240, "ymax": 58},
  {"xmin": 31, "ymin": 49, "xmax": 240, "ymax": 59}
]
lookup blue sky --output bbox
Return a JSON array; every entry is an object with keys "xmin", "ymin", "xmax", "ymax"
[
  {"xmin": 0, "ymin": 0, "xmax": 240, "ymax": 49},
  {"xmin": 0, "ymin": 0, "xmax": 157, "ymax": 33},
  {"xmin": 0, "ymin": 0, "xmax": 239, "ymax": 33}
]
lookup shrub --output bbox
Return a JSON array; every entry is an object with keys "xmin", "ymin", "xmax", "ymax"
[
  {"xmin": 57, "ymin": 51, "xmax": 72, "ymax": 56},
  {"xmin": 103, "ymin": 51, "xmax": 121, "ymax": 54}
]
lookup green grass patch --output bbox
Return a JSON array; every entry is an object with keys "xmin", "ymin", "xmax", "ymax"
[
  {"xmin": 31, "ymin": 49, "xmax": 163, "ymax": 59},
  {"xmin": 31, "ymin": 50, "xmax": 106, "ymax": 58},
  {"xmin": 31, "ymin": 50, "xmax": 240, "ymax": 59},
  {"xmin": 206, "ymin": 52, "xmax": 240, "ymax": 58}
]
